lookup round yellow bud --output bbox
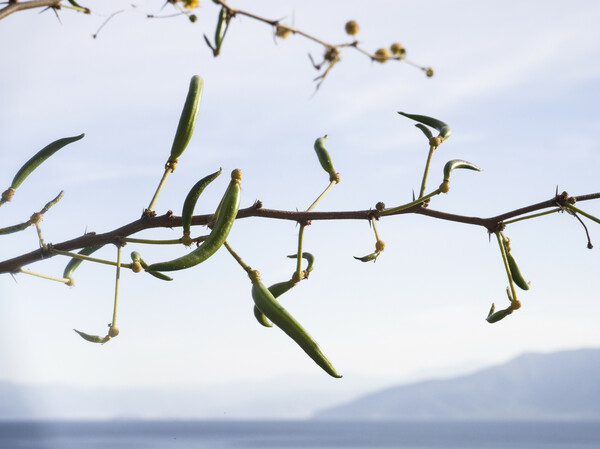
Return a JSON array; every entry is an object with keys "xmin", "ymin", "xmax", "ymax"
[
  {"xmin": 181, "ymin": 233, "xmax": 194, "ymax": 247},
  {"xmin": 390, "ymin": 42, "xmax": 406, "ymax": 57},
  {"xmin": 375, "ymin": 240, "xmax": 385, "ymax": 252},
  {"xmin": 374, "ymin": 48, "xmax": 390, "ymax": 63},
  {"xmin": 189, "ymin": 14, "xmax": 197, "ymax": 23},
  {"xmin": 345, "ymin": 20, "xmax": 360, "ymax": 36},
  {"xmin": 231, "ymin": 168, "xmax": 242, "ymax": 182},
  {"xmin": 131, "ymin": 260, "xmax": 142, "ymax": 273},
  {"xmin": 425, "ymin": 67, "xmax": 434, "ymax": 77},
  {"xmin": 275, "ymin": 23, "xmax": 292, "ymax": 39},
  {"xmin": 439, "ymin": 180, "xmax": 450, "ymax": 194},
  {"xmin": 29, "ymin": 212, "xmax": 42, "ymax": 225},
  {"xmin": 108, "ymin": 326, "xmax": 120, "ymax": 338}
]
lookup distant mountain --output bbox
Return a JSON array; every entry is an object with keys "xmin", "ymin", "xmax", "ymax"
[
  {"xmin": 0, "ymin": 373, "xmax": 388, "ymax": 420},
  {"xmin": 313, "ymin": 348, "xmax": 600, "ymax": 421}
]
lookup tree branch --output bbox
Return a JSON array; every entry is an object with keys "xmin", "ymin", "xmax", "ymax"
[
  {"xmin": 1, "ymin": 192, "xmax": 598, "ymax": 274},
  {"xmin": 0, "ymin": 0, "xmax": 60, "ymax": 20}
]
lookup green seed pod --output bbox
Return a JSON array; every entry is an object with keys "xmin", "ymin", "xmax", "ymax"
[
  {"xmin": 486, "ymin": 305, "xmax": 513, "ymax": 324},
  {"xmin": 10, "ymin": 134, "xmax": 85, "ymax": 192},
  {"xmin": 146, "ymin": 169, "xmax": 241, "ymax": 272},
  {"xmin": 287, "ymin": 252, "xmax": 315, "ymax": 273},
  {"xmin": 131, "ymin": 251, "xmax": 173, "ymax": 281},
  {"xmin": 414, "ymin": 124, "xmax": 433, "ymax": 140},
  {"xmin": 62, "ymin": 245, "xmax": 104, "ymax": 279},
  {"xmin": 73, "ymin": 329, "xmax": 110, "ymax": 344},
  {"xmin": 168, "ymin": 75, "xmax": 203, "ymax": 163},
  {"xmin": 254, "ymin": 306, "xmax": 273, "ymax": 327},
  {"xmin": 397, "ymin": 112, "xmax": 451, "ymax": 140},
  {"xmin": 181, "ymin": 168, "xmax": 222, "ymax": 236},
  {"xmin": 68, "ymin": 0, "xmax": 90, "ymax": 13},
  {"xmin": 214, "ymin": 7, "xmax": 229, "ymax": 52},
  {"xmin": 253, "ymin": 279, "xmax": 297, "ymax": 328},
  {"xmin": 507, "ymin": 252, "xmax": 530, "ymax": 291},
  {"xmin": 442, "ymin": 159, "xmax": 482, "ymax": 181},
  {"xmin": 314, "ymin": 135, "xmax": 337, "ymax": 178},
  {"xmin": 250, "ymin": 272, "xmax": 342, "ymax": 378}
]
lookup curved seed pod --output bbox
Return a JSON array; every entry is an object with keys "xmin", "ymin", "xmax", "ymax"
[
  {"xmin": 10, "ymin": 134, "xmax": 85, "ymax": 191},
  {"xmin": 287, "ymin": 252, "xmax": 315, "ymax": 273},
  {"xmin": 62, "ymin": 245, "xmax": 104, "ymax": 279},
  {"xmin": 168, "ymin": 75, "xmax": 203, "ymax": 163},
  {"xmin": 486, "ymin": 304, "xmax": 513, "ymax": 324},
  {"xmin": 73, "ymin": 329, "xmax": 110, "ymax": 344},
  {"xmin": 442, "ymin": 159, "xmax": 482, "ymax": 181},
  {"xmin": 131, "ymin": 251, "xmax": 173, "ymax": 281},
  {"xmin": 214, "ymin": 6, "xmax": 229, "ymax": 53},
  {"xmin": 251, "ymin": 272, "xmax": 342, "ymax": 378},
  {"xmin": 314, "ymin": 135, "xmax": 337, "ymax": 177},
  {"xmin": 253, "ymin": 280, "xmax": 296, "ymax": 328},
  {"xmin": 68, "ymin": 0, "xmax": 90, "ymax": 13},
  {"xmin": 146, "ymin": 169, "xmax": 241, "ymax": 272},
  {"xmin": 181, "ymin": 168, "xmax": 222, "ymax": 236},
  {"xmin": 398, "ymin": 112, "xmax": 451, "ymax": 140},
  {"xmin": 415, "ymin": 123, "xmax": 433, "ymax": 140},
  {"xmin": 254, "ymin": 306, "xmax": 273, "ymax": 327},
  {"xmin": 507, "ymin": 252, "xmax": 530, "ymax": 291},
  {"xmin": 354, "ymin": 251, "xmax": 380, "ymax": 263}
]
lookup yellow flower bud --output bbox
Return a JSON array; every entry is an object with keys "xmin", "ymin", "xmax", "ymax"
[
  {"xmin": 390, "ymin": 42, "xmax": 405, "ymax": 57},
  {"xmin": 374, "ymin": 48, "xmax": 390, "ymax": 63},
  {"xmin": 345, "ymin": 20, "xmax": 360, "ymax": 36}
]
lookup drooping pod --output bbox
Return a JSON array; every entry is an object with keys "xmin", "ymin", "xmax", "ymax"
[
  {"xmin": 62, "ymin": 245, "xmax": 104, "ymax": 283},
  {"xmin": 397, "ymin": 112, "xmax": 451, "ymax": 140},
  {"xmin": 131, "ymin": 251, "xmax": 173, "ymax": 281},
  {"xmin": 250, "ymin": 270, "xmax": 342, "ymax": 378},
  {"xmin": 355, "ymin": 240, "xmax": 385, "ymax": 263},
  {"xmin": 73, "ymin": 329, "xmax": 110, "ymax": 344},
  {"xmin": 181, "ymin": 168, "xmax": 222, "ymax": 240},
  {"xmin": 507, "ymin": 252, "xmax": 530, "ymax": 291},
  {"xmin": 2, "ymin": 134, "xmax": 85, "ymax": 203},
  {"xmin": 168, "ymin": 75, "xmax": 203, "ymax": 163},
  {"xmin": 485, "ymin": 303, "xmax": 514, "ymax": 324},
  {"xmin": 314, "ymin": 135, "xmax": 339, "ymax": 182},
  {"xmin": 253, "ymin": 279, "xmax": 297, "ymax": 328},
  {"xmin": 146, "ymin": 169, "xmax": 242, "ymax": 272}
]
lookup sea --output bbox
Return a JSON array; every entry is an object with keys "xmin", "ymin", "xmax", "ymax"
[{"xmin": 1, "ymin": 420, "xmax": 599, "ymax": 449}]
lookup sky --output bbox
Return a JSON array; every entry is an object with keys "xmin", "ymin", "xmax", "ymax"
[{"xmin": 0, "ymin": 0, "xmax": 599, "ymax": 416}]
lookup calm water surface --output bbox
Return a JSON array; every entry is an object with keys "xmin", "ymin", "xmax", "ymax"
[{"xmin": 1, "ymin": 420, "xmax": 599, "ymax": 449}]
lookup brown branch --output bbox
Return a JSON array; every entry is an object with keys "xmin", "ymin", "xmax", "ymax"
[
  {"xmin": 213, "ymin": 0, "xmax": 429, "ymax": 71},
  {"xmin": 0, "ymin": 0, "xmax": 61, "ymax": 20},
  {"xmin": 1, "ymin": 192, "xmax": 599, "ymax": 274}
]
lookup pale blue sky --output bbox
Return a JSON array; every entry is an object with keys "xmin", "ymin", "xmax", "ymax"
[{"xmin": 1, "ymin": 0, "xmax": 599, "ymax": 407}]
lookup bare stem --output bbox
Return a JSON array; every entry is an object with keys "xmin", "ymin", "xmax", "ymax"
[
  {"xmin": 147, "ymin": 167, "xmax": 172, "ymax": 212},
  {"xmin": 18, "ymin": 268, "xmax": 71, "ymax": 284},
  {"xmin": 418, "ymin": 145, "xmax": 435, "ymax": 199},
  {"xmin": 503, "ymin": 208, "xmax": 561, "ymax": 225},
  {"xmin": 50, "ymin": 248, "xmax": 133, "ymax": 270},
  {"xmin": 111, "ymin": 246, "xmax": 121, "ymax": 327},
  {"xmin": 223, "ymin": 240, "xmax": 251, "ymax": 274},
  {"xmin": 380, "ymin": 188, "xmax": 442, "ymax": 216}
]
